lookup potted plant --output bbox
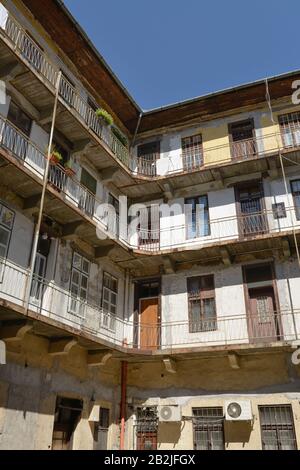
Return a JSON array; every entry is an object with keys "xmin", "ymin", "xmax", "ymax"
[
  {"xmin": 64, "ymin": 160, "xmax": 76, "ymax": 177},
  {"xmin": 112, "ymin": 126, "xmax": 128, "ymax": 147},
  {"xmin": 95, "ymin": 108, "xmax": 114, "ymax": 126},
  {"xmin": 50, "ymin": 149, "xmax": 63, "ymax": 165}
]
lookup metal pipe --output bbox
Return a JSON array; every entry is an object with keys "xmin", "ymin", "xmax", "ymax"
[
  {"xmin": 120, "ymin": 360, "xmax": 128, "ymax": 450},
  {"xmin": 24, "ymin": 71, "xmax": 62, "ymax": 311}
]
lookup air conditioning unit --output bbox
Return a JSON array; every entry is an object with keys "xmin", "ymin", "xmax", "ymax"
[
  {"xmin": 225, "ymin": 400, "xmax": 252, "ymax": 421},
  {"xmin": 159, "ymin": 405, "xmax": 182, "ymax": 422}
]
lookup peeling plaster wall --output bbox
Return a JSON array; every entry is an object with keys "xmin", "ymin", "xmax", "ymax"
[
  {"xmin": 125, "ymin": 353, "xmax": 300, "ymax": 450},
  {"xmin": 0, "ymin": 334, "xmax": 120, "ymax": 450}
]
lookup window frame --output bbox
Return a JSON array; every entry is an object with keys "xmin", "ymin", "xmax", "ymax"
[
  {"xmin": 290, "ymin": 179, "xmax": 300, "ymax": 221},
  {"xmin": 69, "ymin": 252, "xmax": 90, "ymax": 316},
  {"xmin": 101, "ymin": 272, "xmax": 118, "ymax": 331},
  {"xmin": 7, "ymin": 100, "xmax": 32, "ymax": 137},
  {"xmin": 0, "ymin": 202, "xmax": 15, "ymax": 282},
  {"xmin": 259, "ymin": 404, "xmax": 297, "ymax": 450},
  {"xmin": 182, "ymin": 133, "xmax": 203, "ymax": 171},
  {"xmin": 192, "ymin": 407, "xmax": 225, "ymax": 451},
  {"xmin": 187, "ymin": 275, "xmax": 217, "ymax": 333},
  {"xmin": 185, "ymin": 194, "xmax": 210, "ymax": 240}
]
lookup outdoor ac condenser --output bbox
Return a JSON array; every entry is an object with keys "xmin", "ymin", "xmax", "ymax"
[
  {"xmin": 225, "ymin": 400, "xmax": 252, "ymax": 421},
  {"xmin": 159, "ymin": 405, "xmax": 182, "ymax": 422}
]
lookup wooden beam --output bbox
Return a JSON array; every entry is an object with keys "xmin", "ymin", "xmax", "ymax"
[{"xmin": 48, "ymin": 338, "xmax": 77, "ymax": 356}]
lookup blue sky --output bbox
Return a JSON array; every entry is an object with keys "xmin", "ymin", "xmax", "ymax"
[{"xmin": 64, "ymin": 0, "xmax": 300, "ymax": 110}]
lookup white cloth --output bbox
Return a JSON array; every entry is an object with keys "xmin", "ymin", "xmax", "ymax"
[{"xmin": 0, "ymin": 4, "xmax": 8, "ymax": 30}]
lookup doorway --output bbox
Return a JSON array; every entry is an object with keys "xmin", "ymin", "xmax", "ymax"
[
  {"xmin": 243, "ymin": 263, "xmax": 282, "ymax": 343},
  {"xmin": 52, "ymin": 396, "xmax": 83, "ymax": 450},
  {"xmin": 134, "ymin": 278, "xmax": 161, "ymax": 350},
  {"xmin": 236, "ymin": 182, "xmax": 268, "ymax": 238}
]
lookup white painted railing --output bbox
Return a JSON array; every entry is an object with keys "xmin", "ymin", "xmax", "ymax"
[
  {"xmin": 0, "ymin": 257, "xmax": 300, "ymax": 351},
  {"xmin": 2, "ymin": 8, "xmax": 300, "ymax": 180}
]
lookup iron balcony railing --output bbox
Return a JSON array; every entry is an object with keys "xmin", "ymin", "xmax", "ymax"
[
  {"xmin": 0, "ymin": 11, "xmax": 130, "ymax": 168},
  {"xmin": 0, "ymin": 257, "xmax": 300, "ymax": 351},
  {"xmin": 2, "ymin": 10, "xmax": 300, "ymax": 180},
  {"xmin": 0, "ymin": 114, "xmax": 121, "ymax": 239},
  {"xmin": 1, "ymin": 112, "xmax": 300, "ymax": 253}
]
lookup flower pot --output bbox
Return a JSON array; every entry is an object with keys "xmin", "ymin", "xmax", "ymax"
[
  {"xmin": 65, "ymin": 167, "xmax": 76, "ymax": 177},
  {"xmin": 50, "ymin": 154, "xmax": 60, "ymax": 165}
]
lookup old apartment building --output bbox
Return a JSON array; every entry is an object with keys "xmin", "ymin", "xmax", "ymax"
[{"xmin": 1, "ymin": 0, "xmax": 300, "ymax": 451}]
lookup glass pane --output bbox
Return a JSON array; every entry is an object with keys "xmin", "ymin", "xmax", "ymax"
[
  {"xmin": 210, "ymin": 430, "xmax": 224, "ymax": 450},
  {"xmin": 0, "ymin": 208, "xmax": 14, "ymax": 228},
  {"xmin": 71, "ymin": 270, "xmax": 80, "ymax": 285},
  {"xmin": 73, "ymin": 253, "xmax": 82, "ymax": 270},
  {"xmin": 278, "ymin": 430, "xmax": 297, "ymax": 450},
  {"xmin": 82, "ymin": 259, "xmax": 90, "ymax": 274},
  {"xmin": 0, "ymin": 227, "xmax": 9, "ymax": 246},
  {"xmin": 262, "ymin": 430, "xmax": 278, "ymax": 450},
  {"xmin": 81, "ymin": 275, "xmax": 88, "ymax": 289},
  {"xmin": 195, "ymin": 431, "xmax": 208, "ymax": 450}
]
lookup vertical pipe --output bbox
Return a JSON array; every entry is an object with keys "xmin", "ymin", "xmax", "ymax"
[
  {"xmin": 120, "ymin": 360, "xmax": 128, "ymax": 450},
  {"xmin": 24, "ymin": 71, "xmax": 62, "ymax": 311}
]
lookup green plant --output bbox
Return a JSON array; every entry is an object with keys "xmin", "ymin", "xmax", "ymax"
[
  {"xmin": 112, "ymin": 126, "xmax": 128, "ymax": 147},
  {"xmin": 50, "ymin": 149, "xmax": 63, "ymax": 164},
  {"xmin": 95, "ymin": 108, "xmax": 114, "ymax": 126}
]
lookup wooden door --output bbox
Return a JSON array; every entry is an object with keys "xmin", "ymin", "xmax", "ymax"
[
  {"xmin": 236, "ymin": 183, "xmax": 268, "ymax": 237},
  {"xmin": 139, "ymin": 298, "xmax": 159, "ymax": 350},
  {"xmin": 247, "ymin": 287, "xmax": 280, "ymax": 343},
  {"xmin": 137, "ymin": 432, "xmax": 157, "ymax": 450}
]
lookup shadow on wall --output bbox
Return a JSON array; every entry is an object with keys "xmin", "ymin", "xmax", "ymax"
[
  {"xmin": 224, "ymin": 421, "xmax": 253, "ymax": 448},
  {"xmin": 157, "ymin": 422, "xmax": 182, "ymax": 448}
]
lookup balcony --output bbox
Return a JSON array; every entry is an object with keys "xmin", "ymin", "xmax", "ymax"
[
  {"xmin": 1, "ymin": 9, "xmax": 300, "ymax": 183},
  {"xmin": 0, "ymin": 11, "xmax": 130, "ymax": 170},
  {"xmin": 1, "ymin": 112, "xmax": 299, "ymax": 257},
  {"xmin": 0, "ymin": 113, "xmax": 123, "ymax": 241},
  {"xmin": 0, "ymin": 257, "xmax": 299, "ymax": 353}
]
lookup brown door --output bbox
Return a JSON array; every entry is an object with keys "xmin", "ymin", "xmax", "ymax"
[
  {"xmin": 137, "ymin": 432, "xmax": 158, "ymax": 450},
  {"xmin": 139, "ymin": 297, "xmax": 159, "ymax": 350},
  {"xmin": 247, "ymin": 287, "xmax": 281, "ymax": 343},
  {"xmin": 236, "ymin": 183, "xmax": 268, "ymax": 237}
]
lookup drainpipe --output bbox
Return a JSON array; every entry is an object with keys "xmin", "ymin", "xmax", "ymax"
[
  {"xmin": 130, "ymin": 112, "xmax": 143, "ymax": 149},
  {"xmin": 24, "ymin": 71, "xmax": 62, "ymax": 311},
  {"xmin": 120, "ymin": 360, "xmax": 128, "ymax": 450}
]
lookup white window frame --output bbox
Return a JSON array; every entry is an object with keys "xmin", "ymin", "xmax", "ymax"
[
  {"xmin": 101, "ymin": 272, "xmax": 118, "ymax": 331},
  {"xmin": 0, "ymin": 203, "xmax": 14, "ymax": 282},
  {"xmin": 69, "ymin": 252, "xmax": 90, "ymax": 317}
]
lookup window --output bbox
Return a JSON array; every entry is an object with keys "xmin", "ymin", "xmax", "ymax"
[
  {"xmin": 136, "ymin": 407, "xmax": 158, "ymax": 450},
  {"xmin": 279, "ymin": 112, "xmax": 300, "ymax": 149},
  {"xmin": 193, "ymin": 408, "xmax": 224, "ymax": 450},
  {"xmin": 291, "ymin": 179, "xmax": 300, "ymax": 220},
  {"xmin": 182, "ymin": 134, "xmax": 203, "ymax": 171},
  {"xmin": 0, "ymin": 203, "xmax": 14, "ymax": 279},
  {"xmin": 94, "ymin": 407, "xmax": 110, "ymax": 450},
  {"xmin": 185, "ymin": 195, "xmax": 210, "ymax": 239},
  {"xmin": 102, "ymin": 272, "xmax": 118, "ymax": 330},
  {"xmin": 108, "ymin": 193, "xmax": 120, "ymax": 237},
  {"xmin": 229, "ymin": 119, "xmax": 256, "ymax": 160},
  {"xmin": 7, "ymin": 100, "xmax": 32, "ymax": 136},
  {"xmin": 138, "ymin": 205, "xmax": 160, "ymax": 250},
  {"xmin": 69, "ymin": 252, "xmax": 90, "ymax": 315},
  {"xmin": 259, "ymin": 405, "xmax": 297, "ymax": 450},
  {"xmin": 137, "ymin": 141, "xmax": 160, "ymax": 176},
  {"xmin": 79, "ymin": 168, "xmax": 97, "ymax": 217},
  {"xmin": 187, "ymin": 275, "xmax": 216, "ymax": 332}
]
